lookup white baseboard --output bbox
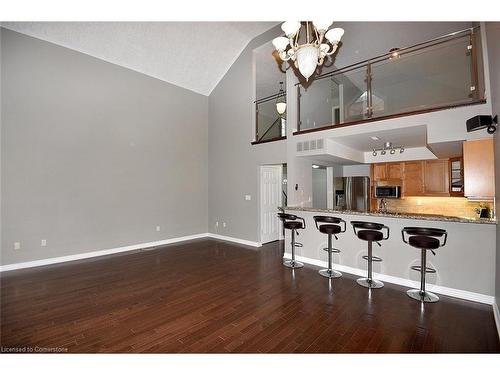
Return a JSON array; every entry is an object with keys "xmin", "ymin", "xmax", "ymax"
[
  {"xmin": 284, "ymin": 252, "xmax": 495, "ymax": 305},
  {"xmin": 207, "ymin": 233, "xmax": 262, "ymax": 248},
  {"xmin": 0, "ymin": 232, "xmax": 263, "ymax": 272},
  {"xmin": 0, "ymin": 233, "xmax": 209, "ymax": 272},
  {"xmin": 493, "ymin": 299, "xmax": 500, "ymax": 341}
]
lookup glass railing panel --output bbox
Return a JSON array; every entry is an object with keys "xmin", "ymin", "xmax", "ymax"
[
  {"xmin": 256, "ymin": 97, "xmax": 286, "ymax": 142},
  {"xmin": 299, "ymin": 66, "xmax": 367, "ymax": 130},
  {"xmin": 370, "ymin": 34, "xmax": 476, "ymax": 118},
  {"xmin": 296, "ymin": 27, "xmax": 485, "ymax": 133}
]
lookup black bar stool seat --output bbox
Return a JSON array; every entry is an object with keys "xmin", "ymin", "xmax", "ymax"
[
  {"xmin": 402, "ymin": 226, "xmax": 447, "ymax": 303},
  {"xmin": 284, "ymin": 221, "xmax": 304, "ymax": 230},
  {"xmin": 351, "ymin": 220, "xmax": 389, "ymax": 289},
  {"xmin": 313, "ymin": 216, "xmax": 346, "ymax": 279},
  {"xmin": 408, "ymin": 235, "xmax": 440, "ymax": 250},
  {"xmin": 357, "ymin": 230, "xmax": 383, "ymax": 242},
  {"xmin": 278, "ymin": 213, "xmax": 306, "ymax": 269},
  {"xmin": 318, "ymin": 224, "xmax": 342, "ymax": 235}
]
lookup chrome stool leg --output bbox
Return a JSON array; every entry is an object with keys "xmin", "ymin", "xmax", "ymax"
[
  {"xmin": 283, "ymin": 229, "xmax": 304, "ymax": 269},
  {"xmin": 407, "ymin": 248, "xmax": 439, "ymax": 303},
  {"xmin": 357, "ymin": 240, "xmax": 384, "ymax": 289},
  {"xmin": 319, "ymin": 234, "xmax": 341, "ymax": 278}
]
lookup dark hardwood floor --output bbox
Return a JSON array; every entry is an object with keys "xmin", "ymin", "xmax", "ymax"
[{"xmin": 1, "ymin": 238, "xmax": 499, "ymax": 353}]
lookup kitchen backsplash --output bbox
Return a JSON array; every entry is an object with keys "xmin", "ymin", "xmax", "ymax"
[{"xmin": 381, "ymin": 196, "xmax": 495, "ymax": 219}]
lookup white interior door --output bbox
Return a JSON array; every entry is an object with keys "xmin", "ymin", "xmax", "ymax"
[{"xmin": 260, "ymin": 165, "xmax": 282, "ymax": 244}]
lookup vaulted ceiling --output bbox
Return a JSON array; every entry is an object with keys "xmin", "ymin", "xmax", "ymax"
[{"xmin": 1, "ymin": 22, "xmax": 277, "ymax": 96}]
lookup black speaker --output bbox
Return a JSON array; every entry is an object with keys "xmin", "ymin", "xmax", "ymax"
[{"xmin": 466, "ymin": 115, "xmax": 498, "ymax": 134}]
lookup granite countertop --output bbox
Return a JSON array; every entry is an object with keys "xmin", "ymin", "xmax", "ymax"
[{"xmin": 282, "ymin": 206, "xmax": 497, "ymax": 225}]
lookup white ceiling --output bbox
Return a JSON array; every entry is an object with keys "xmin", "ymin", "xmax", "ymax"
[{"xmin": 1, "ymin": 22, "xmax": 277, "ymax": 96}]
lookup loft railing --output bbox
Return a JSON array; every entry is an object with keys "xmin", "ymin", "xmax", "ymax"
[
  {"xmin": 255, "ymin": 92, "xmax": 287, "ymax": 143},
  {"xmin": 296, "ymin": 26, "xmax": 485, "ymax": 134}
]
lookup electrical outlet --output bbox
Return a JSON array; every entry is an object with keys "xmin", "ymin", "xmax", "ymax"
[
  {"xmin": 215, "ymin": 221, "xmax": 219, "ymax": 227},
  {"xmin": 245, "ymin": 195, "xmax": 251, "ymax": 201},
  {"xmin": 156, "ymin": 226, "xmax": 161, "ymax": 232},
  {"xmin": 41, "ymin": 239, "xmax": 47, "ymax": 247},
  {"xmin": 14, "ymin": 242, "xmax": 21, "ymax": 250},
  {"xmin": 223, "ymin": 222, "xmax": 226, "ymax": 228}
]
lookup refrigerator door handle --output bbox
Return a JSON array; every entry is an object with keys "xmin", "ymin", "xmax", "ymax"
[{"xmin": 346, "ymin": 177, "xmax": 352, "ymax": 211}]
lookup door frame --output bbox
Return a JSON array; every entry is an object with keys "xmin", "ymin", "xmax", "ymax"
[{"xmin": 259, "ymin": 164, "xmax": 283, "ymax": 244}]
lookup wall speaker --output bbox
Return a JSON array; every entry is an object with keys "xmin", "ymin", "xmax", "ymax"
[{"xmin": 466, "ymin": 115, "xmax": 498, "ymax": 134}]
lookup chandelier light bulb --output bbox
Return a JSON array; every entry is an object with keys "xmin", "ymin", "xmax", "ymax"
[
  {"xmin": 312, "ymin": 20, "xmax": 333, "ymax": 33},
  {"xmin": 325, "ymin": 28, "xmax": 345, "ymax": 44},
  {"xmin": 281, "ymin": 21, "xmax": 302, "ymax": 37},
  {"xmin": 272, "ymin": 36, "xmax": 289, "ymax": 52}
]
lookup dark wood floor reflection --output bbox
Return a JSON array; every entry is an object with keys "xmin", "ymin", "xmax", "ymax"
[{"xmin": 1, "ymin": 239, "xmax": 499, "ymax": 353}]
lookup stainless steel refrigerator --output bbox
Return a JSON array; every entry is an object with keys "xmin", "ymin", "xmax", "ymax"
[{"xmin": 334, "ymin": 176, "xmax": 370, "ymax": 212}]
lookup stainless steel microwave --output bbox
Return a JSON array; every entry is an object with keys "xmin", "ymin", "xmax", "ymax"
[{"xmin": 374, "ymin": 186, "xmax": 401, "ymax": 198}]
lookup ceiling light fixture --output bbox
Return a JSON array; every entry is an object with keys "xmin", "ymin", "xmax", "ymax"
[
  {"xmin": 371, "ymin": 141, "xmax": 404, "ymax": 157},
  {"xmin": 276, "ymin": 81, "xmax": 286, "ymax": 116},
  {"xmin": 370, "ymin": 136, "xmax": 380, "ymax": 141},
  {"xmin": 312, "ymin": 164, "xmax": 320, "ymax": 169},
  {"xmin": 273, "ymin": 21, "xmax": 345, "ymax": 81}
]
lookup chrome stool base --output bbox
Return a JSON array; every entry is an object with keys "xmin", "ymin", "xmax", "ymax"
[
  {"xmin": 283, "ymin": 260, "xmax": 304, "ymax": 269},
  {"xmin": 407, "ymin": 289, "xmax": 439, "ymax": 303},
  {"xmin": 319, "ymin": 269, "xmax": 342, "ymax": 279},
  {"xmin": 356, "ymin": 277, "xmax": 384, "ymax": 289}
]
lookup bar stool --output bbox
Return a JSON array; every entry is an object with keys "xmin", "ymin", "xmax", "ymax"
[
  {"xmin": 278, "ymin": 213, "xmax": 306, "ymax": 269},
  {"xmin": 313, "ymin": 216, "xmax": 346, "ymax": 278},
  {"xmin": 351, "ymin": 221, "xmax": 389, "ymax": 289},
  {"xmin": 402, "ymin": 227, "xmax": 447, "ymax": 303}
]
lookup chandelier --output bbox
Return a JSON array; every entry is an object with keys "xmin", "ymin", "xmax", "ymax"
[{"xmin": 272, "ymin": 21, "xmax": 344, "ymax": 81}]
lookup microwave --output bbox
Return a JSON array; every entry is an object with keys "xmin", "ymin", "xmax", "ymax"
[{"xmin": 375, "ymin": 185, "xmax": 401, "ymax": 198}]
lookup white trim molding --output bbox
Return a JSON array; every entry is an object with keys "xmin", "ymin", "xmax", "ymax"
[
  {"xmin": 0, "ymin": 233, "xmax": 262, "ymax": 272},
  {"xmin": 284, "ymin": 252, "xmax": 495, "ymax": 305},
  {"xmin": 0, "ymin": 233, "xmax": 209, "ymax": 272},
  {"xmin": 207, "ymin": 233, "xmax": 262, "ymax": 248},
  {"xmin": 493, "ymin": 299, "xmax": 500, "ymax": 342}
]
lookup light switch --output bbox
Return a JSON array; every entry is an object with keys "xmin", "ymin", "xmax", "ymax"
[
  {"xmin": 245, "ymin": 195, "xmax": 251, "ymax": 201},
  {"xmin": 14, "ymin": 242, "xmax": 21, "ymax": 250}
]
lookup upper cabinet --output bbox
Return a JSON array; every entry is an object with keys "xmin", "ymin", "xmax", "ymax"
[
  {"xmin": 403, "ymin": 161, "xmax": 425, "ymax": 196},
  {"xmin": 372, "ymin": 162, "xmax": 403, "ymax": 181},
  {"xmin": 423, "ymin": 160, "xmax": 450, "ymax": 196},
  {"xmin": 463, "ymin": 138, "xmax": 495, "ymax": 198},
  {"xmin": 372, "ymin": 159, "xmax": 450, "ymax": 197}
]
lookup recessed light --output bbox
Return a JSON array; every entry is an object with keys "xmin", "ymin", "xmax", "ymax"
[
  {"xmin": 312, "ymin": 164, "xmax": 320, "ymax": 169},
  {"xmin": 370, "ymin": 136, "xmax": 380, "ymax": 141}
]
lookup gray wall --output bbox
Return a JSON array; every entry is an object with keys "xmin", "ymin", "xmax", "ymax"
[
  {"xmin": 1, "ymin": 28, "xmax": 208, "ymax": 265},
  {"xmin": 208, "ymin": 25, "xmax": 286, "ymax": 243},
  {"xmin": 486, "ymin": 22, "xmax": 500, "ymax": 304}
]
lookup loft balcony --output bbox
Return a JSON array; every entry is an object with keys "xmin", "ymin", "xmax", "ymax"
[{"xmin": 295, "ymin": 26, "xmax": 486, "ymax": 135}]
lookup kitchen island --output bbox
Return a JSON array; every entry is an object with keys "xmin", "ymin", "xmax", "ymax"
[{"xmin": 282, "ymin": 206, "xmax": 496, "ymax": 304}]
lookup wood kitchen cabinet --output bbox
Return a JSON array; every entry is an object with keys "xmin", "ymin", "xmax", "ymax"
[
  {"xmin": 423, "ymin": 160, "xmax": 450, "ymax": 196},
  {"xmin": 371, "ymin": 159, "xmax": 451, "ymax": 197},
  {"xmin": 372, "ymin": 162, "xmax": 403, "ymax": 181},
  {"xmin": 372, "ymin": 163, "xmax": 387, "ymax": 181},
  {"xmin": 387, "ymin": 162, "xmax": 403, "ymax": 180},
  {"xmin": 463, "ymin": 138, "xmax": 495, "ymax": 198},
  {"xmin": 402, "ymin": 161, "xmax": 425, "ymax": 196}
]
